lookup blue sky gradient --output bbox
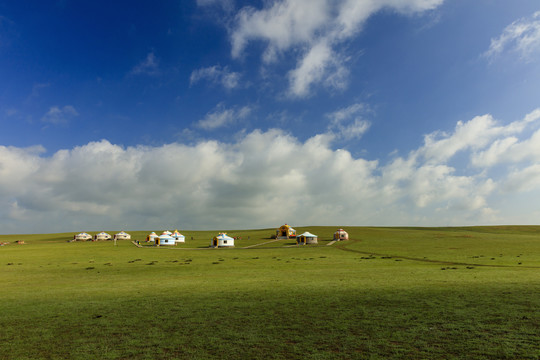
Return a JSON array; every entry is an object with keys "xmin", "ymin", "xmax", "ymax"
[{"xmin": 1, "ymin": 0, "xmax": 540, "ymax": 233}]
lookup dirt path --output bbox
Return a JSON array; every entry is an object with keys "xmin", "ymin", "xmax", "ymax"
[
  {"xmin": 242, "ymin": 238, "xmax": 284, "ymax": 249},
  {"xmin": 334, "ymin": 240, "xmax": 540, "ymax": 269}
]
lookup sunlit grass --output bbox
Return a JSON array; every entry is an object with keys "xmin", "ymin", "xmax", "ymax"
[{"xmin": 0, "ymin": 226, "xmax": 539, "ymax": 359}]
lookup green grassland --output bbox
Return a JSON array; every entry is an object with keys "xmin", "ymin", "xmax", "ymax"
[{"xmin": 0, "ymin": 227, "xmax": 538, "ymax": 359}]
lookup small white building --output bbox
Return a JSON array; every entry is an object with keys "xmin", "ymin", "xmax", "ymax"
[
  {"xmin": 172, "ymin": 230, "xmax": 185, "ymax": 243},
  {"xmin": 94, "ymin": 232, "xmax": 112, "ymax": 241},
  {"xmin": 157, "ymin": 234, "xmax": 176, "ymax": 246},
  {"xmin": 211, "ymin": 233, "xmax": 234, "ymax": 248},
  {"xmin": 114, "ymin": 231, "xmax": 131, "ymax": 240},
  {"xmin": 146, "ymin": 232, "xmax": 158, "ymax": 242},
  {"xmin": 333, "ymin": 229, "xmax": 349, "ymax": 241},
  {"xmin": 74, "ymin": 232, "xmax": 92, "ymax": 241},
  {"xmin": 297, "ymin": 232, "xmax": 318, "ymax": 245}
]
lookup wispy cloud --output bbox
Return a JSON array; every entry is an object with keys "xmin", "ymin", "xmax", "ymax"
[
  {"xmin": 196, "ymin": 103, "xmax": 252, "ymax": 130},
  {"xmin": 190, "ymin": 65, "xmax": 242, "ymax": 89},
  {"xmin": 229, "ymin": 0, "xmax": 443, "ymax": 98},
  {"xmin": 2, "ymin": 108, "xmax": 540, "ymax": 233},
  {"xmin": 484, "ymin": 11, "xmax": 540, "ymax": 62},
  {"xmin": 130, "ymin": 52, "xmax": 160, "ymax": 75},
  {"xmin": 41, "ymin": 105, "xmax": 79, "ymax": 124},
  {"xmin": 326, "ymin": 103, "xmax": 371, "ymax": 140}
]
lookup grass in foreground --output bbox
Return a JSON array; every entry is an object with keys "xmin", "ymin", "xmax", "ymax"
[{"xmin": 0, "ymin": 226, "xmax": 539, "ymax": 359}]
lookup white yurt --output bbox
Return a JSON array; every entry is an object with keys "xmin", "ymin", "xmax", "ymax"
[
  {"xmin": 114, "ymin": 231, "xmax": 131, "ymax": 240},
  {"xmin": 211, "ymin": 233, "xmax": 235, "ymax": 248},
  {"xmin": 94, "ymin": 232, "xmax": 112, "ymax": 241},
  {"xmin": 333, "ymin": 229, "xmax": 349, "ymax": 241},
  {"xmin": 146, "ymin": 232, "xmax": 158, "ymax": 242},
  {"xmin": 157, "ymin": 233, "xmax": 176, "ymax": 246},
  {"xmin": 162, "ymin": 230, "xmax": 172, "ymax": 236},
  {"xmin": 297, "ymin": 232, "xmax": 318, "ymax": 245},
  {"xmin": 172, "ymin": 230, "xmax": 185, "ymax": 243},
  {"xmin": 74, "ymin": 232, "xmax": 92, "ymax": 241}
]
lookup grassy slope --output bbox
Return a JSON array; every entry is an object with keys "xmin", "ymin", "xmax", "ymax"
[{"xmin": 0, "ymin": 227, "xmax": 538, "ymax": 359}]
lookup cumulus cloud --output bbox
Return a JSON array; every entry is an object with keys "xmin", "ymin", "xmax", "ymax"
[
  {"xmin": 130, "ymin": 52, "xmax": 160, "ymax": 75},
  {"xmin": 230, "ymin": 0, "xmax": 443, "ymax": 97},
  {"xmin": 2, "ymin": 108, "xmax": 540, "ymax": 233},
  {"xmin": 484, "ymin": 11, "xmax": 540, "ymax": 62},
  {"xmin": 41, "ymin": 105, "xmax": 79, "ymax": 124},
  {"xmin": 196, "ymin": 103, "xmax": 252, "ymax": 130},
  {"xmin": 190, "ymin": 65, "xmax": 242, "ymax": 89}
]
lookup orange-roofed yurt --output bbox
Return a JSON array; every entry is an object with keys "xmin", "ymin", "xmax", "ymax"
[
  {"xmin": 114, "ymin": 231, "xmax": 131, "ymax": 240},
  {"xmin": 94, "ymin": 232, "xmax": 112, "ymax": 241},
  {"xmin": 74, "ymin": 232, "xmax": 92, "ymax": 241},
  {"xmin": 276, "ymin": 224, "xmax": 296, "ymax": 239},
  {"xmin": 211, "ymin": 233, "xmax": 234, "ymax": 248},
  {"xmin": 296, "ymin": 232, "xmax": 318, "ymax": 245},
  {"xmin": 333, "ymin": 229, "xmax": 349, "ymax": 241}
]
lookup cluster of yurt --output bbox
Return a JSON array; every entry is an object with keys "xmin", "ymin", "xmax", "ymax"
[
  {"xmin": 274, "ymin": 224, "xmax": 350, "ymax": 245},
  {"xmin": 211, "ymin": 233, "xmax": 234, "ymax": 248},
  {"xmin": 276, "ymin": 224, "xmax": 296, "ymax": 239},
  {"xmin": 148, "ymin": 230, "xmax": 186, "ymax": 246},
  {"xmin": 73, "ymin": 231, "xmax": 132, "ymax": 241}
]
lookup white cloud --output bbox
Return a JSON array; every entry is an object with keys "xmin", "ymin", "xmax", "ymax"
[
  {"xmin": 131, "ymin": 52, "xmax": 160, "ymax": 75},
  {"xmin": 190, "ymin": 65, "xmax": 242, "ymax": 89},
  {"xmin": 196, "ymin": 103, "xmax": 252, "ymax": 130},
  {"xmin": 418, "ymin": 108, "xmax": 540, "ymax": 165},
  {"xmin": 326, "ymin": 103, "xmax": 371, "ymax": 140},
  {"xmin": 41, "ymin": 105, "xmax": 79, "ymax": 124},
  {"xmin": 3, "ymin": 108, "xmax": 540, "ymax": 233},
  {"xmin": 484, "ymin": 11, "xmax": 540, "ymax": 62},
  {"xmin": 230, "ymin": 0, "xmax": 443, "ymax": 97}
]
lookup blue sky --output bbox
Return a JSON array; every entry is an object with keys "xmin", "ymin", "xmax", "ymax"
[{"xmin": 1, "ymin": 0, "xmax": 540, "ymax": 233}]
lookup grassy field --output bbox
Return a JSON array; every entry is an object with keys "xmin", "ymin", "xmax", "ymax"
[{"xmin": 0, "ymin": 226, "xmax": 538, "ymax": 359}]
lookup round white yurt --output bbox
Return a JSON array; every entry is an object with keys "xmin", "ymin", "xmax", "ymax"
[
  {"xmin": 74, "ymin": 232, "xmax": 92, "ymax": 241},
  {"xmin": 114, "ymin": 231, "xmax": 131, "ymax": 240},
  {"xmin": 211, "ymin": 233, "xmax": 234, "ymax": 248},
  {"xmin": 172, "ymin": 230, "xmax": 185, "ymax": 243},
  {"xmin": 333, "ymin": 229, "xmax": 349, "ymax": 241},
  {"xmin": 146, "ymin": 232, "xmax": 158, "ymax": 242},
  {"xmin": 297, "ymin": 232, "xmax": 318, "ymax": 245},
  {"xmin": 157, "ymin": 233, "xmax": 176, "ymax": 246},
  {"xmin": 94, "ymin": 232, "xmax": 112, "ymax": 241}
]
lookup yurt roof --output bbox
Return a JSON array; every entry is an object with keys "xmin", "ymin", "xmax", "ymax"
[
  {"xmin": 216, "ymin": 233, "xmax": 234, "ymax": 240},
  {"xmin": 159, "ymin": 234, "xmax": 174, "ymax": 239},
  {"xmin": 78, "ymin": 232, "xmax": 90, "ymax": 236},
  {"xmin": 97, "ymin": 232, "xmax": 110, "ymax": 235},
  {"xmin": 116, "ymin": 231, "xmax": 129, "ymax": 235},
  {"xmin": 299, "ymin": 232, "xmax": 317, "ymax": 237},
  {"xmin": 149, "ymin": 232, "xmax": 157, "ymax": 235},
  {"xmin": 162, "ymin": 231, "xmax": 172, "ymax": 235}
]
